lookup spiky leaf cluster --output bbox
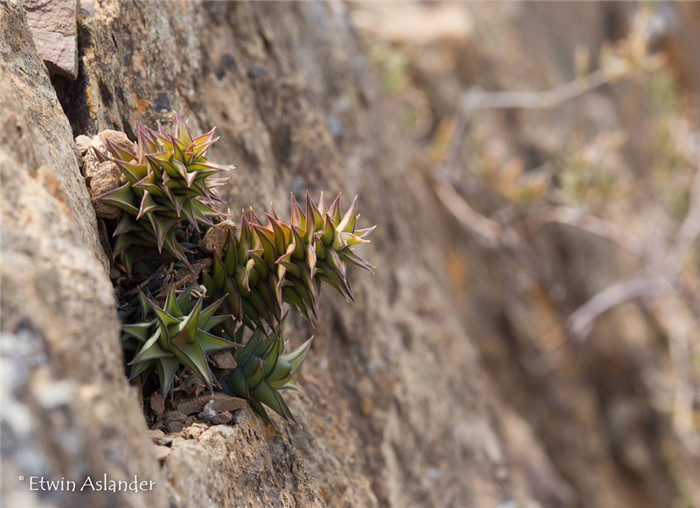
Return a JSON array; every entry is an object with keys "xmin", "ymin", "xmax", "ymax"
[
  {"xmin": 95, "ymin": 113, "xmax": 231, "ymax": 274},
  {"xmin": 122, "ymin": 284, "xmax": 234, "ymax": 395},
  {"xmin": 98, "ymin": 115, "xmax": 375, "ymax": 423},
  {"xmin": 218, "ymin": 323, "xmax": 313, "ymax": 422},
  {"xmin": 202, "ymin": 192, "xmax": 375, "ymax": 330}
]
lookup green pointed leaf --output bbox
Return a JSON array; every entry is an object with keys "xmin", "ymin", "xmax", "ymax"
[
  {"xmin": 282, "ymin": 336, "xmax": 313, "ymax": 375},
  {"xmin": 130, "ymin": 332, "xmax": 169, "ymax": 364},
  {"xmin": 114, "ymin": 159, "xmax": 148, "ymax": 186},
  {"xmin": 337, "ymin": 195, "xmax": 358, "ymax": 232},
  {"xmin": 290, "ymin": 193, "xmax": 305, "ymax": 229},
  {"xmin": 153, "ymin": 305, "xmax": 180, "ymax": 340},
  {"xmin": 163, "ymin": 284, "xmax": 181, "ymax": 317},
  {"xmin": 156, "ymin": 356, "xmax": 181, "ymax": 396},
  {"xmin": 251, "ymin": 380, "xmax": 293, "ymax": 420},
  {"xmin": 197, "ymin": 329, "xmax": 235, "ymax": 352},
  {"xmin": 328, "ymin": 193, "xmax": 341, "ymax": 223},
  {"xmin": 122, "ymin": 321, "xmax": 154, "ymax": 342},
  {"xmin": 95, "ymin": 183, "xmax": 139, "ymax": 216},
  {"xmin": 170, "ymin": 339, "xmax": 213, "ymax": 390},
  {"xmin": 176, "ymin": 297, "xmax": 203, "ymax": 344},
  {"xmin": 105, "ymin": 137, "xmax": 136, "ymax": 162}
]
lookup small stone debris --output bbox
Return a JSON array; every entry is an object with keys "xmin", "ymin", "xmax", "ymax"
[
  {"xmin": 182, "ymin": 423, "xmax": 207, "ymax": 440},
  {"xmin": 97, "ymin": 130, "xmax": 132, "ymax": 154},
  {"xmin": 172, "ymin": 374, "xmax": 206, "ymax": 397},
  {"xmin": 163, "ymin": 410, "xmax": 187, "ymax": 424},
  {"xmin": 211, "ymin": 411, "xmax": 233, "ymax": 425},
  {"xmin": 149, "ymin": 392, "xmax": 166, "ymax": 419},
  {"xmin": 176, "ymin": 393, "xmax": 247, "ymax": 416},
  {"xmin": 210, "ymin": 350, "xmax": 236, "ymax": 369},
  {"xmin": 200, "ymin": 222, "xmax": 232, "ymax": 254},
  {"xmin": 198, "ymin": 400, "xmax": 217, "ymax": 420},
  {"xmin": 153, "ymin": 444, "xmax": 172, "ymax": 462},
  {"xmin": 75, "ymin": 135, "xmax": 93, "ymax": 156},
  {"xmin": 89, "ymin": 162, "xmax": 122, "ymax": 219},
  {"xmin": 165, "ymin": 421, "xmax": 185, "ymax": 434},
  {"xmin": 76, "ymin": 131, "xmax": 131, "ymax": 219},
  {"xmin": 149, "ymin": 429, "xmax": 173, "ymax": 446}
]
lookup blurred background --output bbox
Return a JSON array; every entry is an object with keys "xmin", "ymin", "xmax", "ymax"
[{"xmin": 350, "ymin": 2, "xmax": 700, "ymax": 507}]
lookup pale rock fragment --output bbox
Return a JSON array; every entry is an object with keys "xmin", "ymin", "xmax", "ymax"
[{"xmin": 22, "ymin": 0, "xmax": 78, "ymax": 79}]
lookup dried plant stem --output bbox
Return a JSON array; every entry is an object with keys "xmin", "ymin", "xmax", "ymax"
[
  {"xmin": 525, "ymin": 205, "xmax": 644, "ymax": 259},
  {"xmin": 432, "ymin": 176, "xmax": 565, "ymax": 313},
  {"xmin": 459, "ymin": 69, "xmax": 609, "ymax": 113},
  {"xmin": 433, "ymin": 64, "xmax": 700, "ymax": 342},
  {"xmin": 567, "ymin": 273, "xmax": 670, "ymax": 340}
]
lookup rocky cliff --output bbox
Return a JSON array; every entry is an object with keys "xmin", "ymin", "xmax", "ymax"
[
  {"xmin": 1, "ymin": 1, "xmax": 520, "ymax": 506},
  {"xmin": 2, "ymin": 1, "xmax": 699, "ymax": 508}
]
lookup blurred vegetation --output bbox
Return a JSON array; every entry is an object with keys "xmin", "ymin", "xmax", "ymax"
[{"xmin": 353, "ymin": 3, "xmax": 700, "ymax": 506}]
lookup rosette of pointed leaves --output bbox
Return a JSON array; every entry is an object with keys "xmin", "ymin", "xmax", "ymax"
[
  {"xmin": 95, "ymin": 113, "xmax": 231, "ymax": 274},
  {"xmin": 285, "ymin": 192, "xmax": 375, "ymax": 306},
  {"xmin": 217, "ymin": 323, "xmax": 313, "ymax": 422},
  {"xmin": 202, "ymin": 193, "xmax": 375, "ymax": 328},
  {"xmin": 122, "ymin": 284, "xmax": 234, "ymax": 396}
]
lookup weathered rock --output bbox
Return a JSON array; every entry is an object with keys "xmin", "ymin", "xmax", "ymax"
[
  {"xmin": 164, "ymin": 423, "xmax": 325, "ymax": 507},
  {"xmin": 0, "ymin": 3, "xmax": 166, "ymax": 508},
  {"xmin": 153, "ymin": 445, "xmax": 171, "ymax": 463},
  {"xmin": 199, "ymin": 221, "xmax": 232, "ymax": 254},
  {"xmin": 210, "ymin": 411, "xmax": 233, "ymax": 425},
  {"xmin": 176, "ymin": 393, "xmax": 247, "ymax": 416},
  {"xmin": 88, "ymin": 161, "xmax": 121, "ymax": 218},
  {"xmin": 22, "ymin": 0, "xmax": 78, "ymax": 79},
  {"xmin": 4, "ymin": 0, "xmax": 529, "ymax": 505},
  {"xmin": 20, "ymin": 0, "xmax": 700, "ymax": 507}
]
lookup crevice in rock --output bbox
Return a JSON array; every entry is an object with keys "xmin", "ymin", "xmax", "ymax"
[{"xmin": 53, "ymin": 68, "xmax": 93, "ymax": 138}]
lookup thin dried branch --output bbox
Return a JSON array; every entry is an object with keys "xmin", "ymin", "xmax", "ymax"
[
  {"xmin": 567, "ymin": 273, "xmax": 670, "ymax": 341},
  {"xmin": 432, "ymin": 45, "xmax": 697, "ymax": 345},
  {"xmin": 432, "ymin": 177, "xmax": 501, "ymax": 249},
  {"xmin": 439, "ymin": 69, "xmax": 612, "ymax": 174},
  {"xmin": 432, "ymin": 176, "xmax": 561, "ymax": 302},
  {"xmin": 460, "ymin": 69, "xmax": 609, "ymax": 114},
  {"xmin": 526, "ymin": 205, "xmax": 644, "ymax": 259}
]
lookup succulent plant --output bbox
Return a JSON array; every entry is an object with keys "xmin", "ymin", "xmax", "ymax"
[
  {"xmin": 202, "ymin": 192, "xmax": 375, "ymax": 330},
  {"xmin": 87, "ymin": 114, "xmax": 376, "ymax": 424},
  {"xmin": 122, "ymin": 283, "xmax": 234, "ymax": 396},
  {"xmin": 217, "ymin": 323, "xmax": 313, "ymax": 422},
  {"xmin": 94, "ymin": 113, "xmax": 231, "ymax": 275},
  {"xmin": 285, "ymin": 192, "xmax": 375, "ymax": 304}
]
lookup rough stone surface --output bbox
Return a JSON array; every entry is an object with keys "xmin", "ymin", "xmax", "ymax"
[
  {"xmin": 164, "ymin": 419, "xmax": 325, "ymax": 508},
  {"xmin": 5, "ymin": 0, "xmax": 699, "ymax": 507},
  {"xmin": 4, "ymin": 0, "xmax": 522, "ymax": 506},
  {"xmin": 22, "ymin": 0, "xmax": 78, "ymax": 79},
  {"xmin": 1, "ymin": 3, "xmax": 164, "ymax": 507}
]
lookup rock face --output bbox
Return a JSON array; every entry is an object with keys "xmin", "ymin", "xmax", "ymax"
[
  {"xmin": 3, "ymin": 1, "xmax": 698, "ymax": 507},
  {"xmin": 2, "ymin": 1, "xmax": 518, "ymax": 506},
  {"xmin": 0, "ymin": 2, "xmax": 164, "ymax": 508}
]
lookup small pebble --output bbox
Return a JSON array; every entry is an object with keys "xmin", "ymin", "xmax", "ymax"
[
  {"xmin": 153, "ymin": 444, "xmax": 171, "ymax": 462},
  {"xmin": 211, "ymin": 411, "xmax": 233, "ymax": 425},
  {"xmin": 163, "ymin": 410, "xmax": 187, "ymax": 424},
  {"xmin": 165, "ymin": 421, "xmax": 185, "ymax": 434}
]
